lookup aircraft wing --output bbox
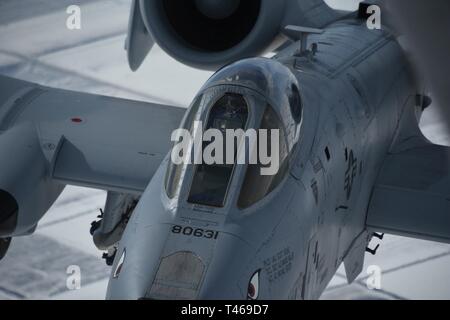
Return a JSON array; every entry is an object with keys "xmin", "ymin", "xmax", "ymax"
[
  {"xmin": 0, "ymin": 75, "xmax": 185, "ymax": 194},
  {"xmin": 366, "ymin": 144, "xmax": 450, "ymax": 243}
]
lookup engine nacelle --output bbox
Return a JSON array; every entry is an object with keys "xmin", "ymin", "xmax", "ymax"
[
  {"xmin": 0, "ymin": 124, "xmax": 63, "ymax": 237},
  {"xmin": 138, "ymin": 0, "xmax": 287, "ymax": 70}
]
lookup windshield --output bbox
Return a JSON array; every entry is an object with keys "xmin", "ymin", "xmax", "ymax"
[
  {"xmin": 165, "ymin": 94, "xmax": 203, "ymax": 199},
  {"xmin": 188, "ymin": 93, "xmax": 249, "ymax": 207},
  {"xmin": 238, "ymin": 104, "xmax": 289, "ymax": 209}
]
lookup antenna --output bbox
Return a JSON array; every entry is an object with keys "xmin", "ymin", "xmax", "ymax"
[{"xmin": 283, "ymin": 25, "xmax": 324, "ymax": 55}]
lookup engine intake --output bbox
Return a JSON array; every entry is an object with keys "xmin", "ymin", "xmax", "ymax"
[
  {"xmin": 162, "ymin": 0, "xmax": 260, "ymax": 52},
  {"xmin": 139, "ymin": 0, "xmax": 286, "ymax": 69}
]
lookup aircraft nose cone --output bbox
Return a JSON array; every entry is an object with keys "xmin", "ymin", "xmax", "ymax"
[
  {"xmin": 147, "ymin": 251, "xmax": 206, "ymax": 300},
  {"xmin": 144, "ymin": 231, "xmax": 252, "ymax": 300},
  {"xmin": 106, "ymin": 221, "xmax": 254, "ymax": 300}
]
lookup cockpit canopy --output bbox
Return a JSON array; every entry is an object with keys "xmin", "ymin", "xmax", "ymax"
[
  {"xmin": 165, "ymin": 58, "xmax": 303, "ymax": 209},
  {"xmin": 202, "ymin": 57, "xmax": 302, "ymax": 148}
]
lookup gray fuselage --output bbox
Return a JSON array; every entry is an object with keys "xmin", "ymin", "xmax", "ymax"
[{"xmin": 106, "ymin": 19, "xmax": 416, "ymax": 300}]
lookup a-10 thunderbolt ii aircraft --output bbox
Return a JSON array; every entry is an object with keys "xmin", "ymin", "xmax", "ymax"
[{"xmin": 0, "ymin": 0, "xmax": 449, "ymax": 299}]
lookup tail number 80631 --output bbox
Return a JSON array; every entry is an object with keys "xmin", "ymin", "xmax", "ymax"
[{"xmin": 171, "ymin": 225, "xmax": 219, "ymax": 240}]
